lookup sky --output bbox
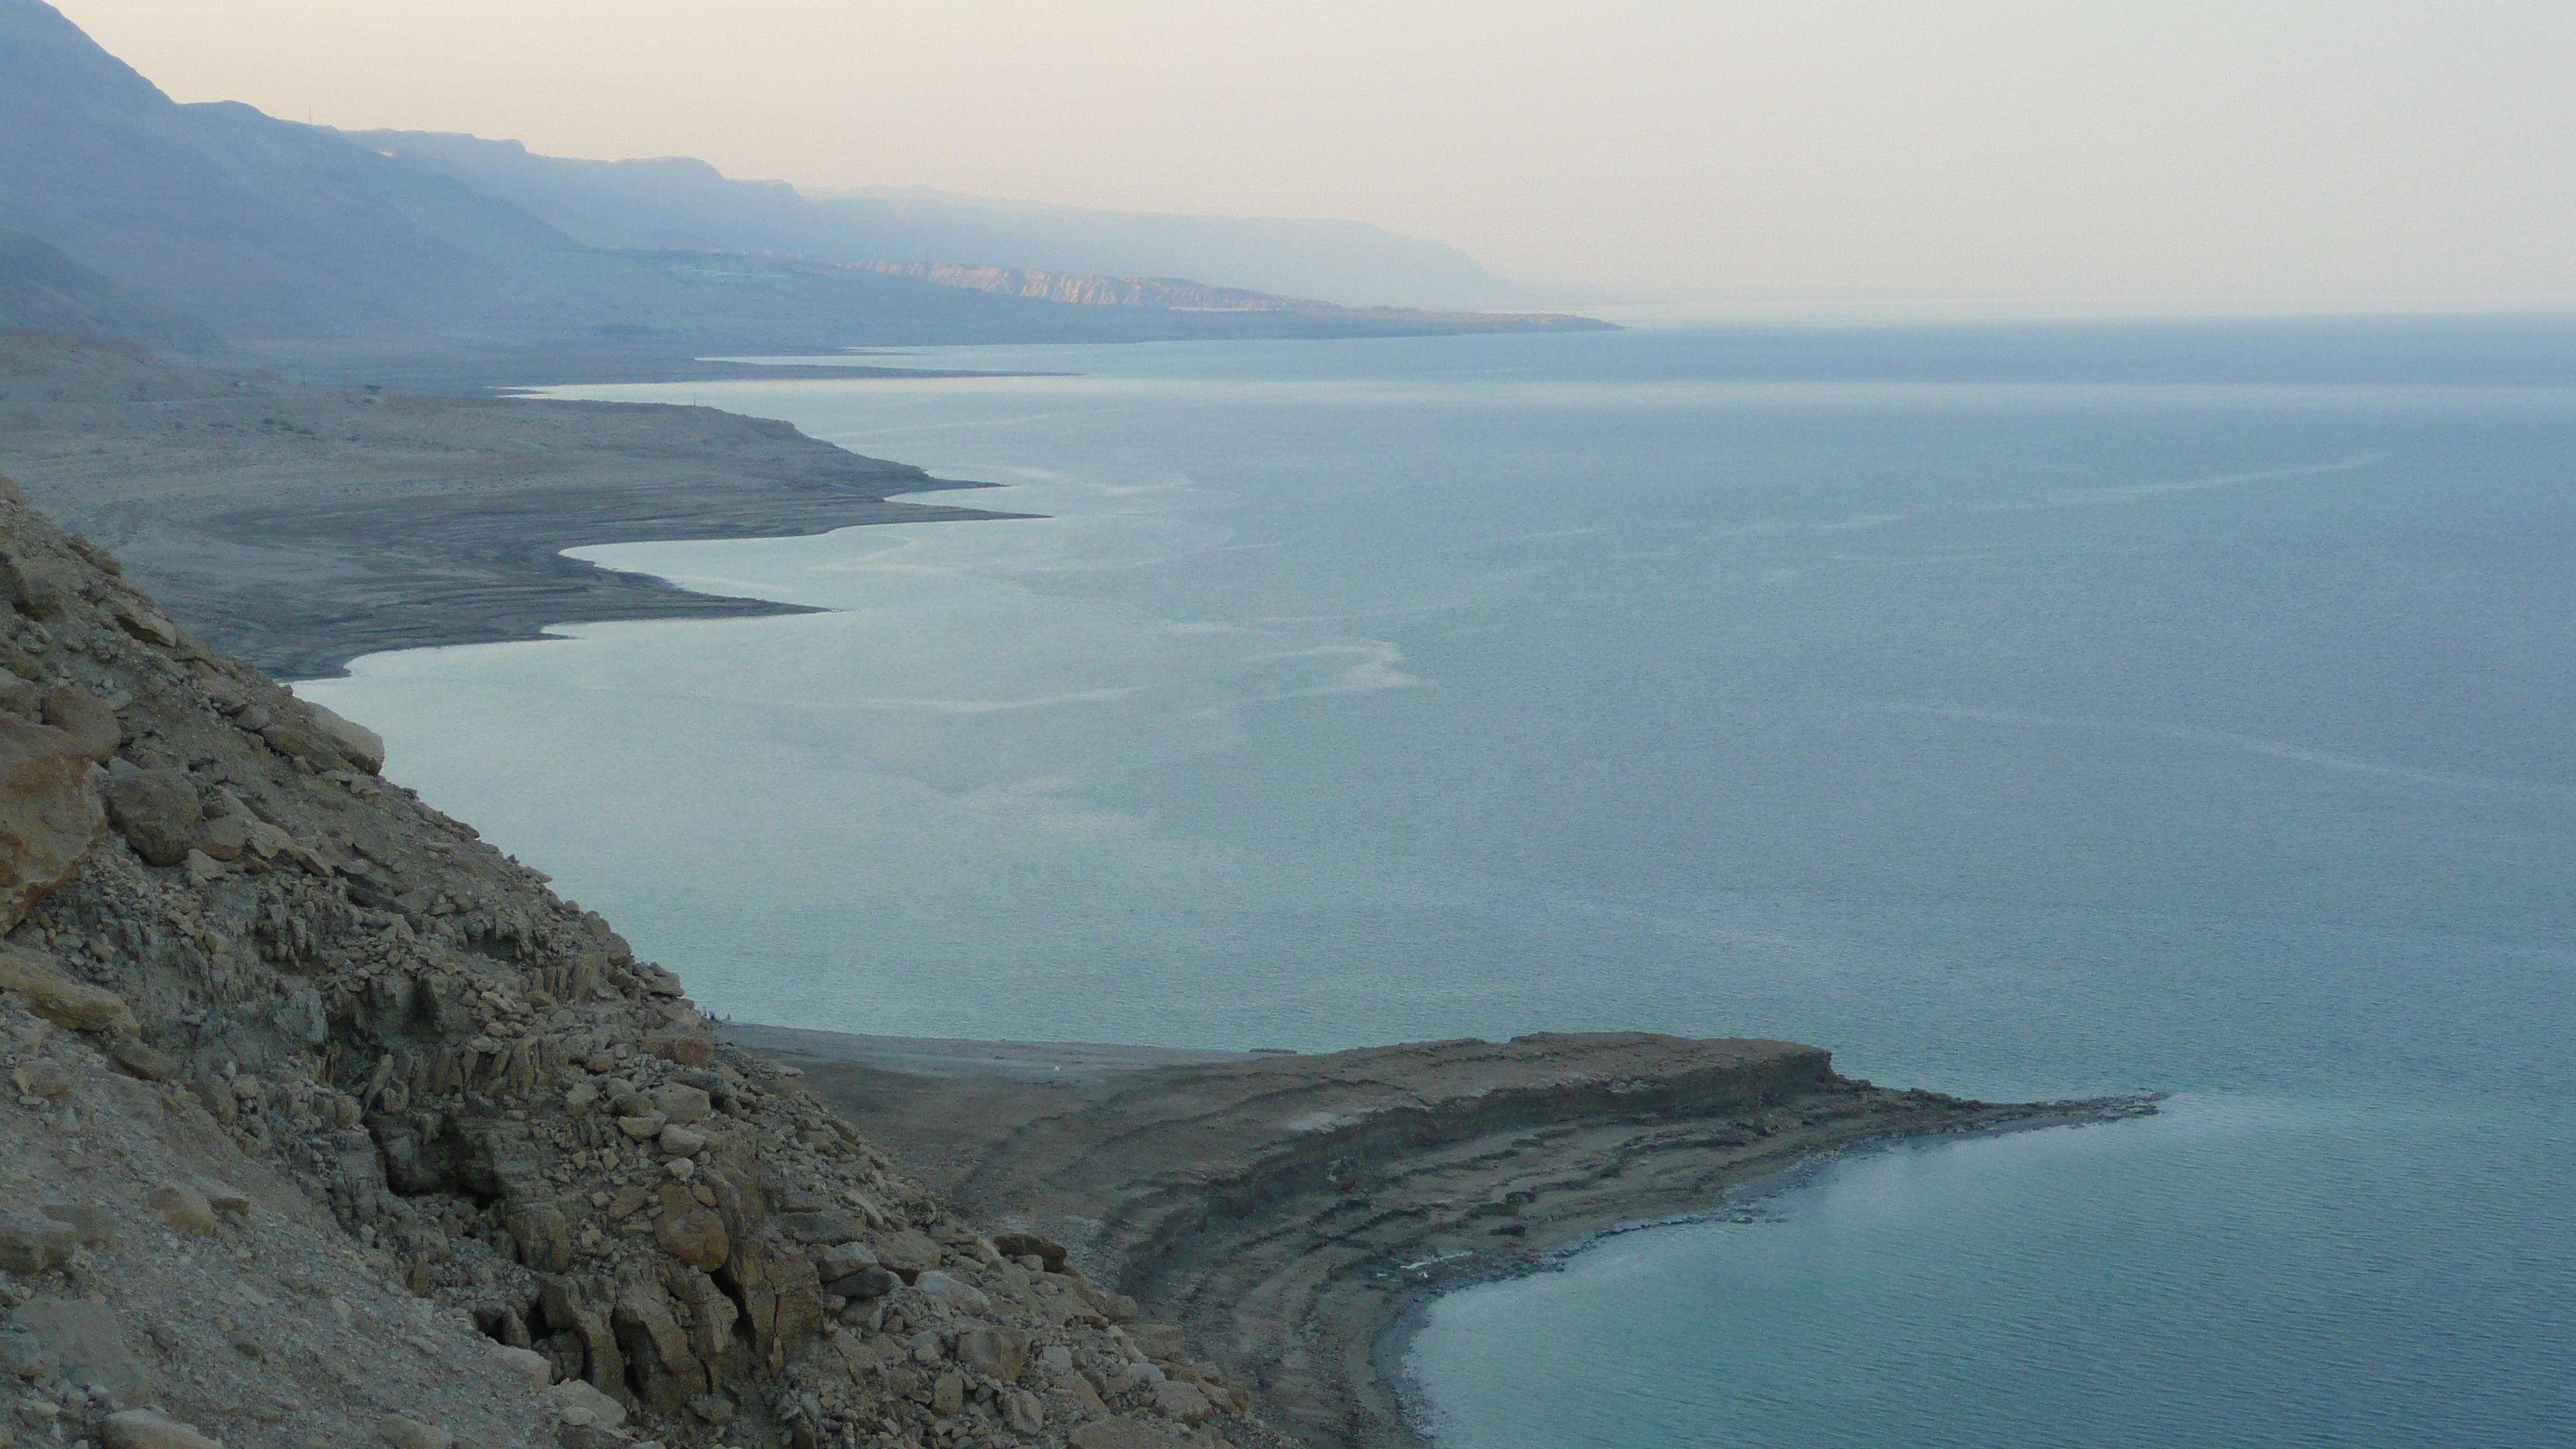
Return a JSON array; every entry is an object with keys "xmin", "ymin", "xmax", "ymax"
[{"xmin": 50, "ymin": 1, "xmax": 2576, "ymax": 316}]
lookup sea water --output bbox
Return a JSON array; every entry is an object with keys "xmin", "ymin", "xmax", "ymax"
[{"xmin": 303, "ymin": 321, "xmax": 2576, "ymax": 1447}]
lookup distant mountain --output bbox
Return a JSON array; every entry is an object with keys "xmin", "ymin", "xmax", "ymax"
[
  {"xmin": 0, "ymin": 230, "xmax": 219, "ymax": 350},
  {"xmin": 348, "ymin": 130, "xmax": 1527, "ymax": 310},
  {"xmin": 811, "ymin": 187, "xmax": 1525, "ymax": 311},
  {"xmin": 0, "ymin": 0, "xmax": 1595, "ymax": 357}
]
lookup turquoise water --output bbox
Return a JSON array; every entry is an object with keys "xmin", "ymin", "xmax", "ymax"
[{"xmin": 303, "ymin": 323, "xmax": 2576, "ymax": 1447}]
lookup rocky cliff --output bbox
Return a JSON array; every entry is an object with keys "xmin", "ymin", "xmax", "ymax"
[{"xmin": 0, "ymin": 476, "xmax": 1279, "ymax": 1448}]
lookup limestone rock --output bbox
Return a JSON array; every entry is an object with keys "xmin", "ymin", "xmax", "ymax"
[
  {"xmin": 649, "ymin": 1081, "xmax": 711, "ymax": 1123},
  {"xmin": 300, "ymin": 699, "xmax": 385, "ymax": 774},
  {"xmin": 194, "ymin": 813, "xmax": 248, "ymax": 862},
  {"xmin": 111, "ymin": 601, "xmax": 181, "ymax": 649},
  {"xmin": 485, "ymin": 1344, "xmax": 552, "ymax": 1389},
  {"xmin": 957, "ymin": 1327, "xmax": 1029, "ymax": 1383},
  {"xmin": 11, "ymin": 1058, "xmax": 70, "ymax": 1098},
  {"xmin": 1003, "ymin": 1388, "xmax": 1046, "ymax": 1434},
  {"xmin": 778, "ymin": 1209, "xmax": 857, "ymax": 1245},
  {"xmin": 104, "ymin": 769, "xmax": 201, "ymax": 868},
  {"xmin": 815, "ymin": 1241, "xmax": 877, "ymax": 1278},
  {"xmin": 111, "ymin": 1037, "xmax": 176, "ymax": 1081},
  {"xmin": 546, "ymin": 1379, "xmax": 626, "ymax": 1430},
  {"xmin": 1149, "ymin": 1379, "xmax": 1214, "ymax": 1423},
  {"xmin": 826, "ymin": 1266, "xmax": 899, "ymax": 1302},
  {"xmin": 0, "ymin": 947, "xmax": 132, "ymax": 1036},
  {"xmin": 875, "ymin": 1228, "xmax": 941, "ymax": 1275},
  {"xmin": 39, "ymin": 687, "xmax": 118, "ymax": 763},
  {"xmin": 0, "ymin": 717, "xmax": 105, "ymax": 930},
  {"xmin": 992, "ymin": 1231, "xmax": 1070, "ymax": 1270},
  {"xmin": 910, "ymin": 1271, "xmax": 991, "ymax": 1312},
  {"xmin": 656, "ymin": 1124, "xmax": 706, "ymax": 1158},
  {"xmin": 145, "ymin": 1184, "xmax": 216, "ymax": 1235},
  {"xmin": 1, "ymin": 556, "xmax": 80, "ymax": 618},
  {"xmin": 101, "ymin": 1410, "xmax": 222, "ymax": 1449},
  {"xmin": 39, "ymin": 1201, "xmax": 118, "ymax": 1245},
  {"xmin": 653, "ymin": 1203, "xmax": 728, "ymax": 1270},
  {"xmin": 0, "ymin": 1211, "xmax": 75, "ymax": 1272}
]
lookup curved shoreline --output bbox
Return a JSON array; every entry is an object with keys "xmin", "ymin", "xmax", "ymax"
[
  {"xmin": 732, "ymin": 1023, "xmax": 2160, "ymax": 1448},
  {"xmin": 1368, "ymin": 1092, "xmax": 2165, "ymax": 1447}
]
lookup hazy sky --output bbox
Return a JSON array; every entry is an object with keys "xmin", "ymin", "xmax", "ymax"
[{"xmin": 52, "ymin": 1, "xmax": 2576, "ymax": 314}]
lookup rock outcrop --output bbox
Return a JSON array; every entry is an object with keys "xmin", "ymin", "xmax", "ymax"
[{"xmin": 0, "ymin": 471, "xmax": 1288, "ymax": 1448}]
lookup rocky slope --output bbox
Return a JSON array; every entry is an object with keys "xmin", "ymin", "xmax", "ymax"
[{"xmin": 0, "ymin": 477, "xmax": 1281, "ymax": 1449}]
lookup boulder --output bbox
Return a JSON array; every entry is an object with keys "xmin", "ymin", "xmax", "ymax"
[
  {"xmin": 101, "ymin": 1410, "xmax": 223, "ymax": 1449},
  {"xmin": 1003, "ymin": 1389, "xmax": 1046, "ymax": 1435},
  {"xmin": 656, "ymin": 1124, "xmax": 707, "ymax": 1158},
  {"xmin": 110, "ymin": 601, "xmax": 181, "ymax": 649},
  {"xmin": 1, "ymin": 555, "xmax": 81, "ymax": 618},
  {"xmin": 932, "ymin": 1371, "xmax": 964, "ymax": 1416},
  {"xmin": 104, "ymin": 768, "xmax": 201, "ymax": 868},
  {"xmin": 111, "ymin": 1038, "xmax": 177, "ymax": 1081},
  {"xmin": 145, "ymin": 1184, "xmax": 216, "ymax": 1235},
  {"xmin": 255, "ymin": 717, "xmax": 349, "ymax": 772},
  {"xmin": 814, "ymin": 1240, "xmax": 878, "ymax": 1279},
  {"xmin": 486, "ymin": 1343, "xmax": 552, "ymax": 1389},
  {"xmin": 546, "ymin": 1379, "xmax": 626, "ymax": 1429},
  {"xmin": 39, "ymin": 1201, "xmax": 118, "ymax": 1245},
  {"xmin": 648, "ymin": 1082, "xmax": 711, "ymax": 1124},
  {"xmin": 778, "ymin": 1209, "xmax": 857, "ymax": 1245},
  {"xmin": 39, "ymin": 686, "xmax": 118, "ymax": 762},
  {"xmin": 910, "ymin": 1271, "xmax": 991, "ymax": 1312},
  {"xmin": 0, "ymin": 716, "xmax": 106, "ymax": 930},
  {"xmin": 957, "ymin": 1327, "xmax": 1030, "ymax": 1382},
  {"xmin": 0, "ymin": 1210, "xmax": 76, "ymax": 1272},
  {"xmin": 875, "ymin": 1228, "xmax": 941, "ymax": 1275},
  {"xmin": 654, "ymin": 1204, "xmax": 728, "ymax": 1271},
  {"xmin": 992, "ymin": 1231, "xmax": 1070, "ymax": 1270},
  {"xmin": 0, "ymin": 946, "xmax": 135, "ymax": 1036},
  {"xmin": 1149, "ymin": 1379, "xmax": 1214, "ymax": 1423},
  {"xmin": 299, "ymin": 699, "xmax": 385, "ymax": 774},
  {"xmin": 194, "ymin": 813, "xmax": 248, "ymax": 862},
  {"xmin": 825, "ymin": 1266, "xmax": 899, "ymax": 1302}
]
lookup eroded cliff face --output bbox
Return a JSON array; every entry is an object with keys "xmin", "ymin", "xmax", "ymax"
[{"xmin": 0, "ymin": 477, "xmax": 1277, "ymax": 1449}]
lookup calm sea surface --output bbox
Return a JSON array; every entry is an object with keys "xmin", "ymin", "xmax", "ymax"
[{"xmin": 305, "ymin": 322, "xmax": 2576, "ymax": 1447}]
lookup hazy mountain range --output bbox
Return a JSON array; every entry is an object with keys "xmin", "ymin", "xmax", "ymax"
[
  {"xmin": 346, "ymin": 130, "xmax": 1526, "ymax": 312},
  {"xmin": 0, "ymin": 0, "xmax": 1580, "ymax": 358}
]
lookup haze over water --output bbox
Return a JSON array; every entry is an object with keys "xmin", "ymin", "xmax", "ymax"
[{"xmin": 307, "ymin": 323, "xmax": 2576, "ymax": 1447}]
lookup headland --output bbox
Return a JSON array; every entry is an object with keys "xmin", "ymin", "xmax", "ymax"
[{"xmin": 728, "ymin": 1024, "xmax": 2156, "ymax": 1448}]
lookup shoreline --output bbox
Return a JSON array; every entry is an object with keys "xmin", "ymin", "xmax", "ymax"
[
  {"xmin": 723, "ymin": 1022, "xmax": 2160, "ymax": 1449},
  {"xmin": 0, "ymin": 331, "xmax": 1038, "ymax": 679},
  {"xmin": 1366, "ymin": 1091, "xmax": 2166, "ymax": 1446}
]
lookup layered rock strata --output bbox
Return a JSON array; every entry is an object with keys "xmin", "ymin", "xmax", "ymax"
[
  {"xmin": 774, "ymin": 1033, "xmax": 2148, "ymax": 1449},
  {"xmin": 0, "ymin": 476, "xmax": 1286, "ymax": 1448}
]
